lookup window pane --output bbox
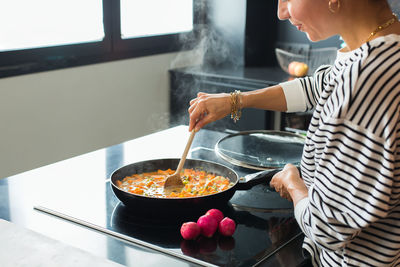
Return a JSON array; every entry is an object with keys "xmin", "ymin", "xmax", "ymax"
[
  {"xmin": 0, "ymin": 0, "xmax": 104, "ymax": 52},
  {"xmin": 121, "ymin": 0, "xmax": 193, "ymax": 39}
]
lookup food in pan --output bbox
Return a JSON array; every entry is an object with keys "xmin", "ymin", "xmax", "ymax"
[{"xmin": 116, "ymin": 168, "xmax": 234, "ymax": 198}]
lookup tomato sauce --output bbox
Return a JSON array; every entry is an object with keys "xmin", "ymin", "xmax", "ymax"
[{"xmin": 116, "ymin": 168, "xmax": 233, "ymax": 198}]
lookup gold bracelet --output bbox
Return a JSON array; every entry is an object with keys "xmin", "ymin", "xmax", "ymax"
[{"xmin": 230, "ymin": 90, "xmax": 242, "ymax": 123}]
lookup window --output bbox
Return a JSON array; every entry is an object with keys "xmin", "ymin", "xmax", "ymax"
[
  {"xmin": 0, "ymin": 0, "xmax": 104, "ymax": 52},
  {"xmin": 0, "ymin": 0, "xmax": 198, "ymax": 78},
  {"xmin": 121, "ymin": 0, "xmax": 193, "ymax": 39}
]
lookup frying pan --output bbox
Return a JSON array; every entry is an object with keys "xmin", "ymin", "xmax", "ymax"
[{"xmin": 110, "ymin": 158, "xmax": 282, "ymax": 217}]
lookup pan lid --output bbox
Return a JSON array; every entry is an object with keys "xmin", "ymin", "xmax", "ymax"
[{"xmin": 215, "ymin": 130, "xmax": 305, "ymax": 170}]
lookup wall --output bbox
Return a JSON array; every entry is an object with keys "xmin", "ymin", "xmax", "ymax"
[{"xmin": 0, "ymin": 50, "xmax": 198, "ymax": 179}]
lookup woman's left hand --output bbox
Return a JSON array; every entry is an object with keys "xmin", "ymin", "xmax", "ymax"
[{"xmin": 270, "ymin": 164, "xmax": 308, "ymax": 206}]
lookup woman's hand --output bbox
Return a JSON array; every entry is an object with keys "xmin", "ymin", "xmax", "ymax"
[
  {"xmin": 270, "ymin": 164, "xmax": 308, "ymax": 206},
  {"xmin": 188, "ymin": 92, "xmax": 231, "ymax": 131}
]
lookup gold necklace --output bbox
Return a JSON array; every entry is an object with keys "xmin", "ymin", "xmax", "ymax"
[{"xmin": 365, "ymin": 13, "xmax": 398, "ymax": 43}]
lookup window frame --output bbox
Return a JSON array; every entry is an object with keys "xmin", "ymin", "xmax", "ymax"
[{"xmin": 0, "ymin": 0, "xmax": 200, "ymax": 78}]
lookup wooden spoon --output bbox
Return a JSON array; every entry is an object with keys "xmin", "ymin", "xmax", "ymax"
[{"xmin": 164, "ymin": 130, "xmax": 196, "ymax": 193}]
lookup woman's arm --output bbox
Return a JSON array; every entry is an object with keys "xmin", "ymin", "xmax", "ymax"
[
  {"xmin": 270, "ymin": 163, "xmax": 308, "ymax": 207},
  {"xmin": 188, "ymin": 69, "xmax": 326, "ymax": 132},
  {"xmin": 241, "ymin": 84, "xmax": 288, "ymax": 111},
  {"xmin": 188, "ymin": 84, "xmax": 288, "ymax": 131}
]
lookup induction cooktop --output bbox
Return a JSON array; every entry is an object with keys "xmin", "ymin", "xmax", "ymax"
[{"xmin": 35, "ymin": 146, "xmax": 301, "ymax": 267}]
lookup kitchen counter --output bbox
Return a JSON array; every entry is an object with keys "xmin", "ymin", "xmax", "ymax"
[
  {"xmin": 0, "ymin": 126, "xmax": 307, "ymax": 266},
  {"xmin": 171, "ymin": 65, "xmax": 290, "ymax": 85}
]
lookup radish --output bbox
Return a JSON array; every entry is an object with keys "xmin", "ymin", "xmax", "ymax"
[
  {"xmin": 180, "ymin": 222, "xmax": 201, "ymax": 240},
  {"xmin": 205, "ymin": 208, "xmax": 224, "ymax": 224},
  {"xmin": 218, "ymin": 217, "xmax": 236, "ymax": 236},
  {"xmin": 197, "ymin": 215, "xmax": 218, "ymax": 237}
]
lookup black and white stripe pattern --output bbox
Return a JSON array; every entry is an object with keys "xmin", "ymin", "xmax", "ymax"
[{"xmin": 295, "ymin": 35, "xmax": 400, "ymax": 266}]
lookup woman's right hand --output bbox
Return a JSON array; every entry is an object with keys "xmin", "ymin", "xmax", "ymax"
[{"xmin": 188, "ymin": 92, "xmax": 232, "ymax": 132}]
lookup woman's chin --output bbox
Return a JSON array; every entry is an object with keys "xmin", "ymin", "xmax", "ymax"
[{"xmin": 305, "ymin": 33, "xmax": 328, "ymax": 43}]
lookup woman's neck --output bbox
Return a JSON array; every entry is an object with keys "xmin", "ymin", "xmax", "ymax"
[{"xmin": 338, "ymin": 3, "xmax": 398, "ymax": 51}]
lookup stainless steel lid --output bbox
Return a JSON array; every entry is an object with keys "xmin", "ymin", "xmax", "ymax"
[{"xmin": 215, "ymin": 130, "xmax": 305, "ymax": 170}]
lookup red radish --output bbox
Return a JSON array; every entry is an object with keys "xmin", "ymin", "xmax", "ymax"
[
  {"xmin": 197, "ymin": 215, "xmax": 218, "ymax": 237},
  {"xmin": 180, "ymin": 222, "xmax": 201, "ymax": 240},
  {"xmin": 218, "ymin": 217, "xmax": 236, "ymax": 236},
  {"xmin": 205, "ymin": 208, "xmax": 224, "ymax": 224}
]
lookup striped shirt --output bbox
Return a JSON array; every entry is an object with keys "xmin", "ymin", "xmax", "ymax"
[{"xmin": 280, "ymin": 34, "xmax": 400, "ymax": 266}]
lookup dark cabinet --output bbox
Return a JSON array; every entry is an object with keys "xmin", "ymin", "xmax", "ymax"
[
  {"xmin": 169, "ymin": 66, "xmax": 314, "ymax": 133},
  {"xmin": 169, "ymin": 67, "xmax": 281, "ymax": 132}
]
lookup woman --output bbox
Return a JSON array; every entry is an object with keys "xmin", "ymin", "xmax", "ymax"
[{"xmin": 188, "ymin": 0, "xmax": 400, "ymax": 266}]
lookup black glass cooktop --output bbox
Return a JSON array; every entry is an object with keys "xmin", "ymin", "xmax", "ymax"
[
  {"xmin": 35, "ymin": 145, "xmax": 301, "ymax": 267},
  {"xmin": 215, "ymin": 130, "xmax": 305, "ymax": 170}
]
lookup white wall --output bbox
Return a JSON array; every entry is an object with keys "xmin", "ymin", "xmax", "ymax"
[{"xmin": 0, "ymin": 51, "xmax": 198, "ymax": 179}]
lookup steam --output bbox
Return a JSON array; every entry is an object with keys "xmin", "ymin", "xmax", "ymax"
[
  {"xmin": 168, "ymin": 0, "xmax": 245, "ymax": 132},
  {"xmin": 170, "ymin": 0, "xmax": 242, "ymax": 70},
  {"xmin": 146, "ymin": 111, "xmax": 171, "ymax": 133}
]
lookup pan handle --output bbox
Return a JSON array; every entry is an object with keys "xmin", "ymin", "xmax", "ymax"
[{"xmin": 236, "ymin": 166, "xmax": 301, "ymax": 190}]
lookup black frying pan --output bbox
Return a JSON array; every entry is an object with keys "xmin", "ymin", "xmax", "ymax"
[{"xmin": 110, "ymin": 158, "xmax": 282, "ymax": 216}]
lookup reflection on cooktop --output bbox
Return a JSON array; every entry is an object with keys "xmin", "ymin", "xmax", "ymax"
[
  {"xmin": 110, "ymin": 201, "xmax": 300, "ymax": 266},
  {"xmin": 110, "ymin": 202, "xmax": 183, "ymax": 248},
  {"xmin": 190, "ymin": 147, "xmax": 293, "ymax": 211}
]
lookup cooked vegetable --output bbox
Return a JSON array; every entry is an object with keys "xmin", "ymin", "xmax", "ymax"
[{"xmin": 116, "ymin": 168, "xmax": 233, "ymax": 198}]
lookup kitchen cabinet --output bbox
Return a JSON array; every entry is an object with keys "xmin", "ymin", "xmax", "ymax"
[
  {"xmin": 169, "ymin": 65, "xmax": 312, "ymax": 132},
  {"xmin": 170, "ymin": 66, "xmax": 279, "ymax": 132}
]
